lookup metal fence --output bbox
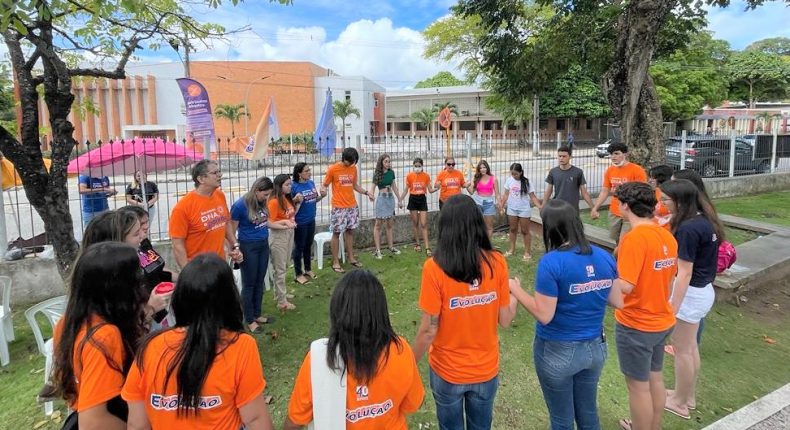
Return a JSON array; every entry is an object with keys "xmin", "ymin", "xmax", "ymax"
[{"xmin": 3, "ymin": 130, "xmax": 788, "ymax": 245}]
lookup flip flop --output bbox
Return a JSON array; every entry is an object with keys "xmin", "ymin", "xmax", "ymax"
[
  {"xmin": 618, "ymin": 418, "xmax": 632, "ymax": 430},
  {"xmin": 666, "ymin": 390, "xmax": 696, "ymax": 410},
  {"xmin": 664, "ymin": 402, "xmax": 691, "ymax": 420},
  {"xmin": 349, "ymin": 260, "xmax": 363, "ymax": 268},
  {"xmin": 331, "ymin": 265, "xmax": 345, "ymax": 273},
  {"xmin": 256, "ymin": 316, "xmax": 275, "ymax": 324},
  {"xmin": 414, "ymin": 244, "xmax": 422, "ymax": 252},
  {"xmin": 305, "ymin": 271, "xmax": 317, "ymax": 279},
  {"xmin": 295, "ymin": 275, "xmax": 310, "ymax": 285}
]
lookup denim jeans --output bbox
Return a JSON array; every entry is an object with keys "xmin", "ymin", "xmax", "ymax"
[
  {"xmin": 292, "ymin": 220, "xmax": 316, "ymax": 276},
  {"xmin": 533, "ymin": 336, "xmax": 608, "ymax": 430},
  {"xmin": 429, "ymin": 368, "xmax": 499, "ymax": 430},
  {"xmin": 239, "ymin": 239, "xmax": 270, "ymax": 324}
]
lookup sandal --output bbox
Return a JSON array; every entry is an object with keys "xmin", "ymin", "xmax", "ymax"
[
  {"xmin": 503, "ymin": 251, "xmax": 513, "ymax": 257},
  {"xmin": 305, "ymin": 271, "xmax": 317, "ymax": 279},
  {"xmin": 349, "ymin": 260, "xmax": 363, "ymax": 268},
  {"xmin": 248, "ymin": 323, "xmax": 263, "ymax": 334},
  {"xmin": 523, "ymin": 254, "xmax": 532, "ymax": 262},
  {"xmin": 331, "ymin": 265, "xmax": 345, "ymax": 273},
  {"xmin": 664, "ymin": 401, "xmax": 691, "ymax": 420},
  {"xmin": 618, "ymin": 418, "xmax": 632, "ymax": 430},
  {"xmin": 425, "ymin": 248, "xmax": 432, "ymax": 256},
  {"xmin": 666, "ymin": 390, "xmax": 696, "ymax": 410},
  {"xmin": 414, "ymin": 244, "xmax": 422, "ymax": 252},
  {"xmin": 295, "ymin": 275, "xmax": 310, "ymax": 285},
  {"xmin": 256, "ymin": 316, "xmax": 275, "ymax": 324},
  {"xmin": 277, "ymin": 302, "xmax": 296, "ymax": 312}
]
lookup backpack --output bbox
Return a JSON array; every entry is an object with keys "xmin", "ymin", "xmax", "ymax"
[{"xmin": 717, "ymin": 240, "xmax": 737, "ymax": 273}]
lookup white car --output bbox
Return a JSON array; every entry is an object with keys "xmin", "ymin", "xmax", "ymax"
[{"xmin": 596, "ymin": 142, "xmax": 610, "ymax": 158}]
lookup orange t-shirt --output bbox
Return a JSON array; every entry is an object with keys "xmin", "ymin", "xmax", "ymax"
[
  {"xmin": 653, "ymin": 189, "xmax": 672, "ymax": 230},
  {"xmin": 287, "ymin": 338, "xmax": 424, "ymax": 429},
  {"xmin": 323, "ymin": 162, "xmax": 358, "ymax": 208},
  {"xmin": 53, "ymin": 317, "xmax": 126, "ymax": 412},
  {"xmin": 418, "ymin": 252, "xmax": 510, "ymax": 384},
  {"xmin": 267, "ymin": 197, "xmax": 295, "ymax": 222},
  {"xmin": 121, "ymin": 330, "xmax": 266, "ymax": 430},
  {"xmin": 436, "ymin": 169, "xmax": 466, "ymax": 202},
  {"xmin": 169, "ymin": 189, "xmax": 230, "ymax": 260},
  {"xmin": 406, "ymin": 171, "xmax": 431, "ymax": 195},
  {"xmin": 614, "ymin": 223, "xmax": 678, "ymax": 332},
  {"xmin": 603, "ymin": 163, "xmax": 647, "ymax": 217}
]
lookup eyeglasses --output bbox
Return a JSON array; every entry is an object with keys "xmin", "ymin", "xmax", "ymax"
[
  {"xmin": 446, "ymin": 163, "xmax": 456, "ymax": 166},
  {"xmin": 206, "ymin": 170, "xmax": 221, "ymax": 176}
]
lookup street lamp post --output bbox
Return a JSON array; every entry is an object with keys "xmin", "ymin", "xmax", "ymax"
[{"xmin": 216, "ymin": 75, "xmax": 270, "ymax": 137}]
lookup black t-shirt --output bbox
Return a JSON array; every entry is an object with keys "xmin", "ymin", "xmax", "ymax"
[
  {"xmin": 545, "ymin": 166, "xmax": 586, "ymax": 210},
  {"xmin": 126, "ymin": 181, "xmax": 159, "ymax": 203},
  {"xmin": 675, "ymin": 215, "xmax": 719, "ymax": 287}
]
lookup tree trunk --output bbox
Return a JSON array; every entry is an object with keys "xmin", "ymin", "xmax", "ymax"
[
  {"xmin": 2, "ymin": 31, "xmax": 80, "ymax": 280},
  {"xmin": 602, "ymin": 0, "xmax": 676, "ymax": 167},
  {"xmin": 749, "ymin": 82, "xmax": 754, "ymax": 109}
]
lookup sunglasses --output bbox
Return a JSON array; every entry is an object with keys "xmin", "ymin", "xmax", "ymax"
[{"xmin": 446, "ymin": 163, "xmax": 456, "ymax": 167}]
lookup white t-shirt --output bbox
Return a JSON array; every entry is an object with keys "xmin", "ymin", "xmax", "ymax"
[{"xmin": 504, "ymin": 177, "xmax": 533, "ymax": 211}]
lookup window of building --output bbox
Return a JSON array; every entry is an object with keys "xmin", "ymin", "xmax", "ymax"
[
  {"xmin": 556, "ymin": 119, "xmax": 566, "ymax": 130},
  {"xmin": 374, "ymin": 97, "xmax": 379, "ymax": 107},
  {"xmin": 459, "ymin": 121, "xmax": 476, "ymax": 131},
  {"xmin": 345, "ymin": 90, "xmax": 351, "ymax": 102},
  {"xmin": 539, "ymin": 119, "xmax": 549, "ymax": 130},
  {"xmin": 586, "ymin": 119, "xmax": 593, "ymax": 130}
]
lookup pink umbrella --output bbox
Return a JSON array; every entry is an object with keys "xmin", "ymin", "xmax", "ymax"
[
  {"xmin": 67, "ymin": 137, "xmax": 204, "ymax": 177},
  {"xmin": 68, "ymin": 137, "xmax": 204, "ymax": 204}
]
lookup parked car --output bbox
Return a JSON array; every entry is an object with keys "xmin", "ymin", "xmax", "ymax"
[
  {"xmin": 665, "ymin": 136, "xmax": 772, "ymax": 177},
  {"xmin": 596, "ymin": 142, "xmax": 610, "ymax": 158}
]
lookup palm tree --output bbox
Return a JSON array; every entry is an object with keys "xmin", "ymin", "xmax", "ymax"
[
  {"xmin": 431, "ymin": 101, "xmax": 459, "ymax": 118},
  {"xmin": 333, "ymin": 99, "xmax": 361, "ymax": 145},
  {"xmin": 411, "ymin": 108, "xmax": 434, "ymax": 132},
  {"xmin": 213, "ymin": 103, "xmax": 249, "ymax": 138},
  {"xmin": 755, "ymin": 111, "xmax": 781, "ymax": 133}
]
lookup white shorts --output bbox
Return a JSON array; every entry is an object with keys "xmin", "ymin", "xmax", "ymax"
[{"xmin": 675, "ymin": 283, "xmax": 715, "ymax": 324}]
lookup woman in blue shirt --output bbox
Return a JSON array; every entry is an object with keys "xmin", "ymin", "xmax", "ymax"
[
  {"xmin": 509, "ymin": 199, "xmax": 621, "ymax": 430},
  {"xmin": 230, "ymin": 176, "xmax": 274, "ymax": 333},
  {"xmin": 291, "ymin": 163, "xmax": 324, "ymax": 285}
]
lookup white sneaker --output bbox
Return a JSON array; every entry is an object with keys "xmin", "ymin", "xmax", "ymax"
[
  {"xmin": 374, "ymin": 250, "xmax": 383, "ymax": 260},
  {"xmin": 389, "ymin": 247, "xmax": 401, "ymax": 255}
]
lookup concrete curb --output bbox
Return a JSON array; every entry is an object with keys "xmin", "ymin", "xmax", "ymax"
[{"xmin": 703, "ymin": 383, "xmax": 790, "ymax": 430}]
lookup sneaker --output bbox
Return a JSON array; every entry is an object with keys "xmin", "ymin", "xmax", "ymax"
[
  {"xmin": 373, "ymin": 249, "xmax": 383, "ymax": 260},
  {"xmin": 389, "ymin": 247, "xmax": 401, "ymax": 255}
]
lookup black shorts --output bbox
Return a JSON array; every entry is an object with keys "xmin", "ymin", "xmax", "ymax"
[{"xmin": 407, "ymin": 194, "xmax": 428, "ymax": 212}]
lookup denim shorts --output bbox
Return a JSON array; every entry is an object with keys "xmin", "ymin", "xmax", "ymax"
[
  {"xmin": 506, "ymin": 207, "xmax": 532, "ymax": 218},
  {"xmin": 477, "ymin": 198, "xmax": 496, "ymax": 216}
]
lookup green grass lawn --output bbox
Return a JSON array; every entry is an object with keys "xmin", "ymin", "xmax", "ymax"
[
  {"xmin": 2, "ymin": 233, "xmax": 789, "ymax": 429},
  {"xmin": 713, "ymin": 190, "xmax": 790, "ymax": 227}
]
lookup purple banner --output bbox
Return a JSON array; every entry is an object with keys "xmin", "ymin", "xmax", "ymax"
[{"xmin": 177, "ymin": 78, "xmax": 216, "ymax": 152}]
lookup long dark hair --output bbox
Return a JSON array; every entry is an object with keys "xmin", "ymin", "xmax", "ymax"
[
  {"xmin": 510, "ymin": 162, "xmax": 530, "ymax": 197},
  {"xmin": 473, "ymin": 159, "xmax": 492, "ymax": 190},
  {"xmin": 433, "ymin": 194, "xmax": 494, "ymax": 283},
  {"xmin": 138, "ymin": 253, "xmax": 245, "ymax": 417},
  {"xmin": 327, "ymin": 270, "xmax": 401, "ymax": 385},
  {"xmin": 541, "ymin": 199, "xmax": 591, "ymax": 255},
  {"xmin": 53, "ymin": 242, "xmax": 146, "ymax": 405},
  {"xmin": 272, "ymin": 173, "xmax": 294, "ymax": 213},
  {"xmin": 672, "ymin": 169, "xmax": 711, "ymax": 201},
  {"xmin": 244, "ymin": 176, "xmax": 273, "ymax": 223},
  {"xmin": 372, "ymin": 154, "xmax": 390, "ymax": 186},
  {"xmin": 660, "ymin": 179, "xmax": 726, "ymax": 242}
]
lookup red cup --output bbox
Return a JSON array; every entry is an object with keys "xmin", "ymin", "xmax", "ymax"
[{"xmin": 154, "ymin": 282, "xmax": 174, "ymax": 294}]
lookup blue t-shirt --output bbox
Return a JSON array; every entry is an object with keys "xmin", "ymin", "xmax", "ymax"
[
  {"xmin": 231, "ymin": 198, "xmax": 269, "ymax": 242},
  {"xmin": 291, "ymin": 179, "xmax": 318, "ymax": 226},
  {"xmin": 675, "ymin": 215, "xmax": 719, "ymax": 287},
  {"xmin": 535, "ymin": 245, "xmax": 617, "ymax": 341},
  {"xmin": 78, "ymin": 175, "xmax": 110, "ymax": 213}
]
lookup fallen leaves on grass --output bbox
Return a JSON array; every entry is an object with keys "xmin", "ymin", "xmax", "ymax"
[
  {"xmin": 270, "ymin": 330, "xmax": 279, "ymax": 341},
  {"xmin": 763, "ymin": 335, "xmax": 777, "ymax": 345},
  {"xmin": 32, "ymin": 420, "xmax": 48, "ymax": 429}
]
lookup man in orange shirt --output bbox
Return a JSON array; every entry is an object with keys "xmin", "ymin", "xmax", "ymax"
[
  {"xmin": 648, "ymin": 165, "xmax": 673, "ymax": 229},
  {"xmin": 611, "ymin": 182, "xmax": 678, "ymax": 430},
  {"xmin": 591, "ymin": 143, "xmax": 647, "ymax": 244},
  {"xmin": 169, "ymin": 160, "xmax": 243, "ymax": 269},
  {"xmin": 320, "ymin": 148, "xmax": 373, "ymax": 272}
]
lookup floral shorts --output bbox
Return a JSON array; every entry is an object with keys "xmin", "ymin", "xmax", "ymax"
[{"xmin": 330, "ymin": 207, "xmax": 360, "ymax": 233}]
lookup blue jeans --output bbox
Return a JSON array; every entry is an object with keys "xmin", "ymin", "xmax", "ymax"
[
  {"xmin": 533, "ymin": 336, "xmax": 607, "ymax": 430},
  {"xmin": 429, "ymin": 368, "xmax": 499, "ymax": 430},
  {"xmin": 239, "ymin": 239, "xmax": 270, "ymax": 324},
  {"xmin": 292, "ymin": 220, "xmax": 316, "ymax": 276}
]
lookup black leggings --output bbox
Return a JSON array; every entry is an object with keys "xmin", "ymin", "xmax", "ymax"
[{"xmin": 292, "ymin": 220, "xmax": 316, "ymax": 276}]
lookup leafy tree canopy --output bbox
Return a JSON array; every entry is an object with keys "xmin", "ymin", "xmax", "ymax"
[
  {"xmin": 539, "ymin": 65, "xmax": 610, "ymax": 118},
  {"xmin": 726, "ymin": 50, "xmax": 790, "ymax": 107},
  {"xmin": 746, "ymin": 37, "xmax": 790, "ymax": 56},
  {"xmin": 422, "ymin": 14, "xmax": 487, "ymax": 83},
  {"xmin": 415, "ymin": 71, "xmax": 467, "ymax": 88},
  {"xmin": 652, "ymin": 31, "xmax": 731, "ymax": 120}
]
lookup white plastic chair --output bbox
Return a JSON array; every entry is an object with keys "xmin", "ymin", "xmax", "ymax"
[
  {"xmin": 0, "ymin": 276, "xmax": 14, "ymax": 366},
  {"xmin": 25, "ymin": 295, "xmax": 67, "ymax": 416},
  {"xmin": 313, "ymin": 230, "xmax": 345, "ymax": 270}
]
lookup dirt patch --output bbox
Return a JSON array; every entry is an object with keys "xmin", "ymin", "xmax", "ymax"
[{"xmin": 738, "ymin": 279, "xmax": 790, "ymax": 326}]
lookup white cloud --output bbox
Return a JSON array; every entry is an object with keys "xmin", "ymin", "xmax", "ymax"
[
  {"xmin": 705, "ymin": 1, "xmax": 790, "ymax": 50},
  {"xmin": 189, "ymin": 18, "xmax": 459, "ymax": 88}
]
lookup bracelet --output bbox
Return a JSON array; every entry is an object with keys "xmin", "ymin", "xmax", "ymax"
[{"xmin": 232, "ymin": 243, "xmax": 240, "ymax": 249}]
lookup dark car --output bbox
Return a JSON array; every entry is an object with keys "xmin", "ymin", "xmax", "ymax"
[{"xmin": 665, "ymin": 136, "xmax": 772, "ymax": 177}]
